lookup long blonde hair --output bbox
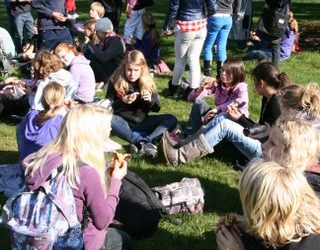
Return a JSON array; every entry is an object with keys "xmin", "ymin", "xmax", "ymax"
[
  {"xmin": 263, "ymin": 114, "xmax": 320, "ymax": 171},
  {"xmin": 25, "ymin": 104, "xmax": 112, "ymax": 194},
  {"xmin": 240, "ymin": 160, "xmax": 320, "ymax": 248},
  {"xmin": 36, "ymin": 82, "xmax": 65, "ymax": 124},
  {"xmin": 112, "ymin": 50, "xmax": 156, "ymax": 95}
]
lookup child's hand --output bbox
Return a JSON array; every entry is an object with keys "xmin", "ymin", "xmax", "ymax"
[
  {"xmin": 201, "ymin": 77, "xmax": 217, "ymax": 90},
  {"xmin": 162, "ymin": 30, "xmax": 172, "ymax": 38},
  {"xmin": 141, "ymin": 90, "xmax": 152, "ymax": 102},
  {"xmin": 122, "ymin": 92, "xmax": 140, "ymax": 104},
  {"xmin": 203, "ymin": 109, "xmax": 218, "ymax": 124},
  {"xmin": 111, "ymin": 159, "xmax": 128, "ymax": 180},
  {"xmin": 52, "ymin": 12, "xmax": 66, "ymax": 22},
  {"xmin": 126, "ymin": 3, "xmax": 133, "ymax": 18},
  {"xmin": 227, "ymin": 105, "xmax": 242, "ymax": 121},
  {"xmin": 216, "ymin": 225, "xmax": 245, "ymax": 250}
]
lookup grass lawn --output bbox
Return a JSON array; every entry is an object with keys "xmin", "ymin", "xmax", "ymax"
[{"xmin": 0, "ymin": 1, "xmax": 319, "ymax": 249}]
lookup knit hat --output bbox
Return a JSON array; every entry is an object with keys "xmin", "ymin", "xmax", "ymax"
[{"xmin": 95, "ymin": 17, "xmax": 114, "ymax": 33}]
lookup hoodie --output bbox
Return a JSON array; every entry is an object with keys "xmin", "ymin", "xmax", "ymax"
[
  {"xmin": 17, "ymin": 109, "xmax": 66, "ymax": 162},
  {"xmin": 30, "ymin": 68, "xmax": 75, "ymax": 110},
  {"xmin": 69, "ymin": 55, "xmax": 96, "ymax": 103},
  {"xmin": 23, "ymin": 153, "xmax": 122, "ymax": 250}
]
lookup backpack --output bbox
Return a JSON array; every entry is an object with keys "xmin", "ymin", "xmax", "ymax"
[
  {"xmin": 112, "ymin": 170, "xmax": 165, "ymax": 239},
  {"xmin": 152, "ymin": 178, "xmax": 205, "ymax": 215},
  {"xmin": 1, "ymin": 168, "xmax": 83, "ymax": 249}
]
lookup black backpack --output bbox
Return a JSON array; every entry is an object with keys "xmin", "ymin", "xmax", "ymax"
[{"xmin": 112, "ymin": 171, "xmax": 166, "ymax": 239}]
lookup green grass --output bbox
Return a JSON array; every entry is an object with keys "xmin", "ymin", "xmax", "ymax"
[{"xmin": 0, "ymin": 1, "xmax": 319, "ymax": 249}]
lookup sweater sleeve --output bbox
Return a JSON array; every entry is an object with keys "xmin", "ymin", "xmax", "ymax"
[
  {"xmin": 187, "ymin": 87, "xmax": 213, "ymax": 102},
  {"xmin": 88, "ymin": 37, "xmax": 124, "ymax": 63},
  {"xmin": 32, "ymin": 0, "xmax": 53, "ymax": 18},
  {"xmin": 82, "ymin": 169, "xmax": 122, "ymax": 230},
  {"xmin": 163, "ymin": 0, "xmax": 180, "ymax": 30}
]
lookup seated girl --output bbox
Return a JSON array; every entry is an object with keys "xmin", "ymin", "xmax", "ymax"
[
  {"xmin": 23, "ymin": 104, "xmax": 132, "ymax": 250},
  {"xmin": 17, "ymin": 82, "xmax": 69, "ymax": 162},
  {"xmin": 134, "ymin": 12, "xmax": 160, "ymax": 69},
  {"xmin": 30, "ymin": 50, "xmax": 75, "ymax": 110},
  {"xmin": 54, "ymin": 43, "xmax": 96, "ymax": 103},
  {"xmin": 216, "ymin": 160, "xmax": 320, "ymax": 250},
  {"xmin": 162, "ymin": 62, "xmax": 290, "ymax": 166},
  {"xmin": 106, "ymin": 50, "xmax": 178, "ymax": 158},
  {"xmin": 184, "ymin": 59, "xmax": 249, "ymax": 136}
]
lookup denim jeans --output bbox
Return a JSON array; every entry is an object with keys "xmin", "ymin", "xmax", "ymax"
[
  {"xmin": 172, "ymin": 27, "xmax": 207, "ymax": 89},
  {"xmin": 39, "ymin": 28, "xmax": 73, "ymax": 51},
  {"xmin": 103, "ymin": 228, "xmax": 132, "ymax": 250},
  {"xmin": 203, "ymin": 113, "xmax": 262, "ymax": 159},
  {"xmin": 111, "ymin": 114, "xmax": 178, "ymax": 144},
  {"xmin": 12, "ymin": 12, "xmax": 34, "ymax": 53},
  {"xmin": 203, "ymin": 15, "xmax": 232, "ymax": 62},
  {"xmin": 123, "ymin": 8, "xmax": 145, "ymax": 43},
  {"xmin": 186, "ymin": 99, "xmax": 211, "ymax": 135}
]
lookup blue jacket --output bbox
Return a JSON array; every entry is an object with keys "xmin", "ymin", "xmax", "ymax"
[
  {"xmin": 32, "ymin": 0, "xmax": 68, "ymax": 30},
  {"xmin": 163, "ymin": 0, "xmax": 217, "ymax": 30}
]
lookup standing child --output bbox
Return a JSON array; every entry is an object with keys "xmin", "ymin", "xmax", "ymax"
[
  {"xmin": 134, "ymin": 12, "xmax": 160, "ymax": 69},
  {"xmin": 185, "ymin": 59, "xmax": 249, "ymax": 136},
  {"xmin": 106, "ymin": 50, "xmax": 178, "ymax": 158},
  {"xmin": 23, "ymin": 104, "xmax": 132, "ymax": 250},
  {"xmin": 54, "ymin": 43, "xmax": 96, "ymax": 103}
]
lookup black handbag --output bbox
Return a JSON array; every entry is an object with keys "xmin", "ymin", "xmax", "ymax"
[{"xmin": 257, "ymin": 3, "xmax": 290, "ymax": 39}]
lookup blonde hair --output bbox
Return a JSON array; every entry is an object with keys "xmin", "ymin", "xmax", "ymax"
[
  {"xmin": 280, "ymin": 83, "xmax": 320, "ymax": 119},
  {"xmin": 240, "ymin": 160, "xmax": 320, "ymax": 248},
  {"xmin": 32, "ymin": 50, "xmax": 63, "ymax": 80},
  {"xmin": 264, "ymin": 114, "xmax": 320, "ymax": 171},
  {"xmin": 289, "ymin": 12, "xmax": 298, "ymax": 33},
  {"xmin": 25, "ymin": 104, "xmax": 112, "ymax": 194},
  {"xmin": 54, "ymin": 43, "xmax": 79, "ymax": 57},
  {"xmin": 112, "ymin": 50, "xmax": 156, "ymax": 95},
  {"xmin": 90, "ymin": 2, "xmax": 105, "ymax": 17},
  {"xmin": 36, "ymin": 82, "xmax": 65, "ymax": 124}
]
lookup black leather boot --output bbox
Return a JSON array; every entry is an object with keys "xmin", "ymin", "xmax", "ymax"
[
  {"xmin": 216, "ymin": 61, "xmax": 223, "ymax": 79},
  {"xmin": 203, "ymin": 60, "xmax": 212, "ymax": 76}
]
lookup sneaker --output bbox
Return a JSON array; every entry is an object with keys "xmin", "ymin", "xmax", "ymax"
[
  {"xmin": 140, "ymin": 142, "xmax": 158, "ymax": 158},
  {"xmin": 129, "ymin": 144, "xmax": 140, "ymax": 154}
]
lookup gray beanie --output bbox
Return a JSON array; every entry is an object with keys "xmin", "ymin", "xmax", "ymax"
[{"xmin": 95, "ymin": 17, "xmax": 114, "ymax": 33}]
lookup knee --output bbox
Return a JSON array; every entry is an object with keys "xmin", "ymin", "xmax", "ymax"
[{"xmin": 166, "ymin": 114, "xmax": 178, "ymax": 129}]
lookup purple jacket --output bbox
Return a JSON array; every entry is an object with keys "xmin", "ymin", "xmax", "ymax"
[
  {"xmin": 17, "ymin": 109, "xmax": 65, "ymax": 162},
  {"xmin": 69, "ymin": 55, "xmax": 96, "ymax": 103},
  {"xmin": 280, "ymin": 26, "xmax": 295, "ymax": 61},
  {"xmin": 188, "ymin": 81, "xmax": 249, "ymax": 117},
  {"xmin": 23, "ymin": 153, "xmax": 122, "ymax": 250}
]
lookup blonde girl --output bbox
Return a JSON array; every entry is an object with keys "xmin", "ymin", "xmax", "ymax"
[
  {"xmin": 55, "ymin": 43, "xmax": 96, "ymax": 103},
  {"xmin": 17, "ymin": 82, "xmax": 68, "ymax": 162},
  {"xmin": 23, "ymin": 104, "xmax": 132, "ymax": 250},
  {"xmin": 216, "ymin": 161, "xmax": 320, "ymax": 250},
  {"xmin": 31, "ymin": 50, "xmax": 75, "ymax": 110},
  {"xmin": 106, "ymin": 50, "xmax": 177, "ymax": 158}
]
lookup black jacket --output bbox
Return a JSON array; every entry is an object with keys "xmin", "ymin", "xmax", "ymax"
[{"xmin": 106, "ymin": 80, "xmax": 161, "ymax": 127}]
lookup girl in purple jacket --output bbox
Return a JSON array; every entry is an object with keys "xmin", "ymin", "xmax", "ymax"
[
  {"xmin": 185, "ymin": 59, "xmax": 249, "ymax": 136},
  {"xmin": 23, "ymin": 104, "xmax": 132, "ymax": 250}
]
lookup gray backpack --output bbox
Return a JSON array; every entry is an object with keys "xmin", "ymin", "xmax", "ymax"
[{"xmin": 152, "ymin": 178, "xmax": 204, "ymax": 215}]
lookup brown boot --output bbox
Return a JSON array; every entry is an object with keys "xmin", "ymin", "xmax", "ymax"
[{"xmin": 161, "ymin": 131, "xmax": 214, "ymax": 166}]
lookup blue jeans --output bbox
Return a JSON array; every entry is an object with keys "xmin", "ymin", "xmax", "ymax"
[
  {"xmin": 39, "ymin": 28, "xmax": 73, "ymax": 51},
  {"xmin": 111, "ymin": 114, "xmax": 178, "ymax": 144},
  {"xmin": 203, "ymin": 15, "xmax": 233, "ymax": 62},
  {"xmin": 203, "ymin": 113, "xmax": 262, "ymax": 159},
  {"xmin": 12, "ymin": 12, "xmax": 34, "ymax": 53},
  {"xmin": 104, "ymin": 228, "xmax": 132, "ymax": 250},
  {"xmin": 186, "ymin": 99, "xmax": 211, "ymax": 135}
]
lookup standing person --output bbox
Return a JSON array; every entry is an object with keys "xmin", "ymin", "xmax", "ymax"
[
  {"xmin": 54, "ymin": 43, "xmax": 96, "ymax": 104},
  {"xmin": 216, "ymin": 160, "xmax": 320, "ymax": 250},
  {"xmin": 106, "ymin": 50, "xmax": 178, "ymax": 158},
  {"xmin": 32, "ymin": 0, "xmax": 73, "ymax": 50},
  {"xmin": 202, "ymin": 0, "xmax": 242, "ymax": 77},
  {"xmin": 163, "ymin": 0, "xmax": 217, "ymax": 99},
  {"xmin": 123, "ymin": 0, "xmax": 153, "ymax": 47},
  {"xmin": 84, "ymin": 17, "xmax": 126, "ymax": 84},
  {"xmin": 23, "ymin": 104, "xmax": 132, "ymax": 250},
  {"xmin": 9, "ymin": 0, "xmax": 34, "ymax": 54},
  {"xmin": 93, "ymin": 0, "xmax": 123, "ymax": 33},
  {"xmin": 256, "ymin": 0, "xmax": 291, "ymax": 65},
  {"xmin": 162, "ymin": 62, "xmax": 290, "ymax": 166}
]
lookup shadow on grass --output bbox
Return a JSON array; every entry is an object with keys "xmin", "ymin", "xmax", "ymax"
[{"xmin": 0, "ymin": 150, "xmax": 19, "ymax": 164}]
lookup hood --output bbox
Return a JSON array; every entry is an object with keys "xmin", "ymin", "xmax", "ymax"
[
  {"xmin": 23, "ymin": 110, "xmax": 64, "ymax": 146},
  {"xmin": 70, "ymin": 55, "xmax": 91, "ymax": 66},
  {"xmin": 48, "ymin": 69, "xmax": 74, "ymax": 87}
]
